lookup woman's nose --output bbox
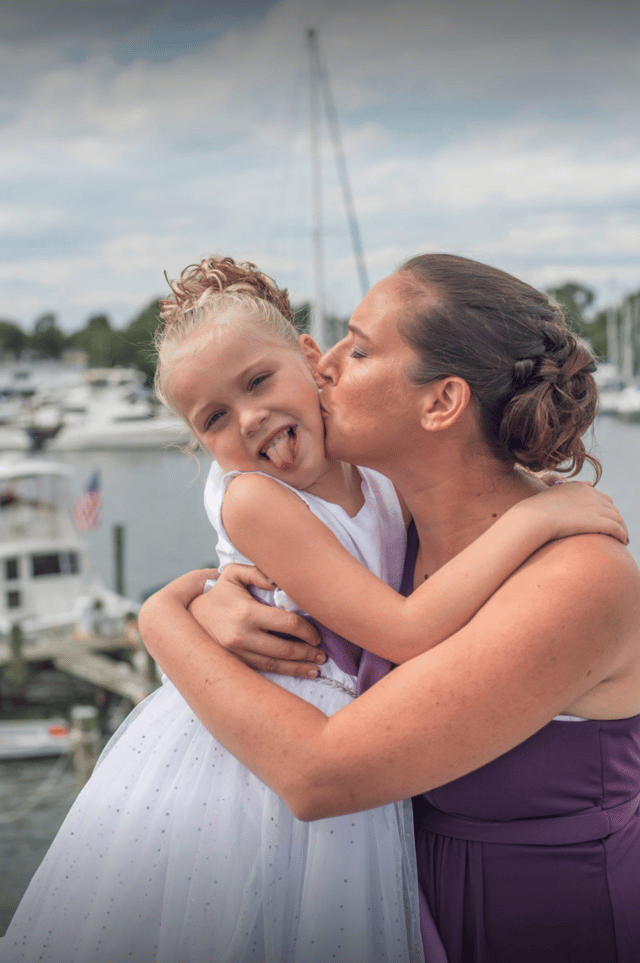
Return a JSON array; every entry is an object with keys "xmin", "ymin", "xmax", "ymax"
[{"xmin": 316, "ymin": 345, "xmax": 336, "ymax": 386}]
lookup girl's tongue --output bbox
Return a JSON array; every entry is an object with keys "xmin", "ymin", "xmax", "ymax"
[{"xmin": 262, "ymin": 427, "xmax": 297, "ymax": 470}]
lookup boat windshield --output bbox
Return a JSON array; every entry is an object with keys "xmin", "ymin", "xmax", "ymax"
[{"xmin": 0, "ymin": 474, "xmax": 75, "ymax": 542}]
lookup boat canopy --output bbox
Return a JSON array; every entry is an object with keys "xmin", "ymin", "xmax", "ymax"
[
  {"xmin": 0, "ymin": 461, "xmax": 77, "ymax": 544},
  {"xmin": 0, "ymin": 459, "xmax": 73, "ymax": 482}
]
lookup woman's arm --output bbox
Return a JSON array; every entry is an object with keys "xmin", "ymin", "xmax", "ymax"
[
  {"xmin": 212, "ymin": 474, "xmax": 626, "ymax": 663},
  {"xmin": 139, "ymin": 535, "xmax": 640, "ymax": 820}
]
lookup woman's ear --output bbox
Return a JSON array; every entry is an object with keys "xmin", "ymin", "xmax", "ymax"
[
  {"xmin": 420, "ymin": 377, "xmax": 471, "ymax": 431},
  {"xmin": 298, "ymin": 334, "xmax": 324, "ymax": 387}
]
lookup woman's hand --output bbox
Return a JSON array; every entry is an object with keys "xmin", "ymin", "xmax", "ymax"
[
  {"xmin": 145, "ymin": 568, "xmax": 220, "ymax": 609},
  {"xmin": 524, "ymin": 481, "xmax": 629, "ymax": 544},
  {"xmin": 189, "ymin": 565, "xmax": 325, "ymax": 677}
]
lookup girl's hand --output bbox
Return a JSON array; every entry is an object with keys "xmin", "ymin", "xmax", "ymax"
[
  {"xmin": 524, "ymin": 481, "xmax": 629, "ymax": 544},
  {"xmin": 189, "ymin": 565, "xmax": 325, "ymax": 677}
]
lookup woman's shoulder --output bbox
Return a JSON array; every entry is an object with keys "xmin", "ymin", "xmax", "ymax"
[
  {"xmin": 511, "ymin": 532, "xmax": 640, "ymax": 638},
  {"xmin": 531, "ymin": 535, "xmax": 640, "ymax": 717},
  {"xmin": 530, "ymin": 532, "xmax": 639, "ymax": 591},
  {"xmin": 468, "ymin": 532, "xmax": 640, "ymax": 654}
]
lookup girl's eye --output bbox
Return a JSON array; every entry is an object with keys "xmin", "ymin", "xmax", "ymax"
[
  {"xmin": 250, "ymin": 373, "xmax": 270, "ymax": 389},
  {"xmin": 205, "ymin": 410, "xmax": 225, "ymax": 430},
  {"xmin": 349, "ymin": 347, "xmax": 366, "ymax": 359}
]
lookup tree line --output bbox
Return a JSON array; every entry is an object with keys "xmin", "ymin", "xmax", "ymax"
[
  {"xmin": 0, "ymin": 300, "xmax": 324, "ymax": 386},
  {"xmin": 0, "ymin": 299, "xmax": 162, "ymax": 385},
  {"xmin": 1, "ymin": 282, "xmax": 637, "ymax": 383}
]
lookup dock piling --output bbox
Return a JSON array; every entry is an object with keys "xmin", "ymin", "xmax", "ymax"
[
  {"xmin": 69, "ymin": 705, "xmax": 101, "ymax": 789},
  {"xmin": 113, "ymin": 524, "xmax": 125, "ymax": 596}
]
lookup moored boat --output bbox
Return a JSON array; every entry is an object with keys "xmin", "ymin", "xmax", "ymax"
[
  {"xmin": 0, "ymin": 717, "xmax": 70, "ymax": 760},
  {"xmin": 0, "ymin": 457, "xmax": 136, "ymax": 640},
  {"xmin": 0, "ymin": 456, "xmax": 157, "ymax": 721}
]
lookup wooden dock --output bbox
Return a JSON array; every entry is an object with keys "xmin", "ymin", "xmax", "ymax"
[{"xmin": 0, "ymin": 626, "xmax": 158, "ymax": 704}]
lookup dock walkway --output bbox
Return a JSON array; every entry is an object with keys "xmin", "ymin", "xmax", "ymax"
[{"xmin": 0, "ymin": 629, "xmax": 157, "ymax": 704}]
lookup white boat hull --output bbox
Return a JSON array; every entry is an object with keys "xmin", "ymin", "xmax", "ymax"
[{"xmin": 0, "ymin": 718, "xmax": 70, "ymax": 759}]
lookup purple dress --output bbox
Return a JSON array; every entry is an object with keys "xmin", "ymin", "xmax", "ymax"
[{"xmin": 359, "ymin": 524, "xmax": 640, "ymax": 963}]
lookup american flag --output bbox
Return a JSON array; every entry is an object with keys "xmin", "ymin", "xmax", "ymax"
[{"xmin": 72, "ymin": 471, "xmax": 102, "ymax": 533}]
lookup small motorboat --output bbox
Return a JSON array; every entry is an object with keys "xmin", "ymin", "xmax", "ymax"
[{"xmin": 0, "ymin": 717, "xmax": 70, "ymax": 759}]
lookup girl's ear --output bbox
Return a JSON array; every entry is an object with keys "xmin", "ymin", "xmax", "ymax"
[
  {"xmin": 419, "ymin": 376, "xmax": 471, "ymax": 432},
  {"xmin": 298, "ymin": 334, "xmax": 324, "ymax": 385}
]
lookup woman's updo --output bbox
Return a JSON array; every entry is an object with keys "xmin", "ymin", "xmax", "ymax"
[
  {"xmin": 154, "ymin": 256, "xmax": 298, "ymax": 412},
  {"xmin": 398, "ymin": 253, "xmax": 601, "ymax": 480}
]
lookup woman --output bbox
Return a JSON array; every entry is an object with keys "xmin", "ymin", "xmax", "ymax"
[{"xmin": 139, "ymin": 254, "xmax": 640, "ymax": 962}]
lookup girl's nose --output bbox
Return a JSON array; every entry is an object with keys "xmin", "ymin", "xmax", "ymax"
[{"xmin": 239, "ymin": 405, "xmax": 268, "ymax": 436}]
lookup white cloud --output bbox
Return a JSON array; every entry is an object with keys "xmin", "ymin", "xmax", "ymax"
[
  {"xmin": 430, "ymin": 129, "xmax": 640, "ymax": 208},
  {"xmin": 480, "ymin": 212, "xmax": 640, "ymax": 262},
  {"xmin": 1, "ymin": 0, "xmax": 640, "ymax": 332}
]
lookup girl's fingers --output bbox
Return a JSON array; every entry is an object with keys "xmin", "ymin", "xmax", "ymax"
[
  {"xmin": 218, "ymin": 563, "xmax": 275, "ymax": 592},
  {"xmin": 248, "ymin": 646, "xmax": 328, "ymax": 678},
  {"xmin": 228, "ymin": 628, "xmax": 327, "ymax": 676},
  {"xmin": 246, "ymin": 607, "xmax": 324, "ymax": 649},
  {"xmin": 260, "ymin": 660, "xmax": 326, "ymax": 679},
  {"xmin": 591, "ymin": 512, "xmax": 628, "ymax": 543}
]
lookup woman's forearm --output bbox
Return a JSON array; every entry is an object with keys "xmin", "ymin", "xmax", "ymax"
[{"xmin": 139, "ymin": 536, "xmax": 630, "ymax": 822}]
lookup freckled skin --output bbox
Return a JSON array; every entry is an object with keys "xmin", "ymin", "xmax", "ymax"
[{"xmin": 317, "ymin": 274, "xmax": 426, "ymax": 472}]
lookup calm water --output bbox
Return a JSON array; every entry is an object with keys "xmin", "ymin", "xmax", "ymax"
[
  {"xmin": 55, "ymin": 446, "xmax": 218, "ymax": 604},
  {"xmin": 0, "ymin": 414, "xmax": 638, "ymax": 931},
  {"xmin": 59, "ymin": 414, "xmax": 640, "ymax": 601}
]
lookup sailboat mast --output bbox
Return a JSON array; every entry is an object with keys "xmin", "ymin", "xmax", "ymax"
[
  {"xmin": 307, "ymin": 28, "xmax": 325, "ymax": 347},
  {"xmin": 621, "ymin": 300, "xmax": 634, "ymax": 385},
  {"xmin": 306, "ymin": 28, "xmax": 369, "ymax": 345},
  {"xmin": 606, "ymin": 304, "xmax": 620, "ymax": 373},
  {"xmin": 316, "ymin": 52, "xmax": 369, "ymax": 298}
]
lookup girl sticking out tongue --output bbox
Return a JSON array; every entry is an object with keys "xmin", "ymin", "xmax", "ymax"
[{"xmin": 1, "ymin": 256, "xmax": 626, "ymax": 963}]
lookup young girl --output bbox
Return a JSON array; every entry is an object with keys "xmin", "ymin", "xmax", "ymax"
[{"xmin": 0, "ymin": 258, "xmax": 626, "ymax": 963}]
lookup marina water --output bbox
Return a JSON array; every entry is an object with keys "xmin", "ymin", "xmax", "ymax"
[
  {"xmin": 1, "ymin": 413, "xmax": 638, "ymax": 931},
  {"xmin": 42, "ymin": 414, "xmax": 640, "ymax": 602}
]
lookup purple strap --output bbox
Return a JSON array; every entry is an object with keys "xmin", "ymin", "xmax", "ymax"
[{"xmin": 421, "ymin": 793, "xmax": 640, "ymax": 845}]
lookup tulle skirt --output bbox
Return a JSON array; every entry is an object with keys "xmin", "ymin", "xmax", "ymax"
[{"xmin": 1, "ymin": 661, "xmax": 424, "ymax": 963}]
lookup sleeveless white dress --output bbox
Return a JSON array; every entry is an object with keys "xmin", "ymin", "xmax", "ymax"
[{"xmin": 1, "ymin": 465, "xmax": 424, "ymax": 963}]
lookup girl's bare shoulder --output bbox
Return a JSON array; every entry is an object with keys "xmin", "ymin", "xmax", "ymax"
[{"xmin": 223, "ymin": 472, "xmax": 307, "ymax": 520}]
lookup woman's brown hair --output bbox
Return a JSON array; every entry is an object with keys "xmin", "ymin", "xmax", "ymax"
[{"xmin": 398, "ymin": 253, "xmax": 601, "ymax": 480}]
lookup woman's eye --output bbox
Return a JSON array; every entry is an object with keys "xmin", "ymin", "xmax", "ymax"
[{"xmin": 349, "ymin": 347, "xmax": 366, "ymax": 359}]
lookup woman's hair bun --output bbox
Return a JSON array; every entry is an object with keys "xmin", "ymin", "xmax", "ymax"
[
  {"xmin": 398, "ymin": 253, "xmax": 601, "ymax": 480},
  {"xmin": 500, "ymin": 325, "xmax": 599, "ymax": 478},
  {"xmin": 511, "ymin": 356, "xmax": 541, "ymax": 390}
]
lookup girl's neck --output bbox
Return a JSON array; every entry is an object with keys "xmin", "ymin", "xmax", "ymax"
[{"xmin": 303, "ymin": 458, "xmax": 365, "ymax": 517}]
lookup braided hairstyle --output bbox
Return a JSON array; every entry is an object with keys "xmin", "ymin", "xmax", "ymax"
[
  {"xmin": 398, "ymin": 253, "xmax": 601, "ymax": 480},
  {"xmin": 154, "ymin": 256, "xmax": 298, "ymax": 412}
]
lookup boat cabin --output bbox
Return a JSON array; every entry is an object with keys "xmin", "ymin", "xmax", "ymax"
[{"xmin": 0, "ymin": 460, "xmax": 87, "ymax": 637}]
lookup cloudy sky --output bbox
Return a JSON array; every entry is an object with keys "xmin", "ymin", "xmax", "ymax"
[{"xmin": 1, "ymin": 0, "xmax": 639, "ymax": 338}]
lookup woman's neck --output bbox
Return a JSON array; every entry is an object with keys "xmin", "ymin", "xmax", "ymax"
[{"xmin": 400, "ymin": 457, "xmax": 545, "ymax": 575}]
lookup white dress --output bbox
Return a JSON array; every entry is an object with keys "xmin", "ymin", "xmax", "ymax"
[{"xmin": 1, "ymin": 465, "xmax": 424, "ymax": 963}]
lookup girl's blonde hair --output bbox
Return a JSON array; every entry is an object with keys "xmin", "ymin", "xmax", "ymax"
[{"xmin": 154, "ymin": 256, "xmax": 299, "ymax": 412}]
